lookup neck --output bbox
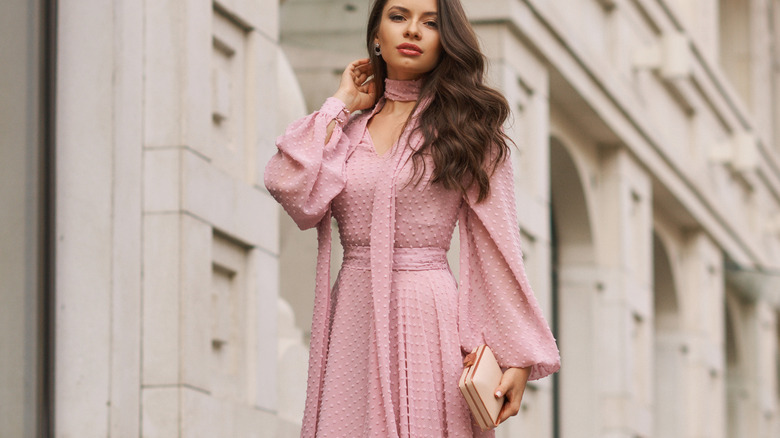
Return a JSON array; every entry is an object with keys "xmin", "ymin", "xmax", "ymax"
[{"xmin": 381, "ymin": 99, "xmax": 416, "ymax": 115}]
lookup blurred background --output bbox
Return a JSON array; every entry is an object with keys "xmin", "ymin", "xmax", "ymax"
[{"xmin": 3, "ymin": 0, "xmax": 780, "ymax": 436}]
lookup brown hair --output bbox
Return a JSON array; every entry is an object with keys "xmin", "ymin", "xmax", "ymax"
[{"xmin": 366, "ymin": 0, "xmax": 512, "ymax": 202}]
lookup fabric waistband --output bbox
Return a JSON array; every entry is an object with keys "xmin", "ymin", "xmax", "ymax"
[{"xmin": 342, "ymin": 245, "xmax": 449, "ymax": 271}]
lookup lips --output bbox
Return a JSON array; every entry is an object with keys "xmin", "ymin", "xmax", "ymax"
[{"xmin": 397, "ymin": 43, "xmax": 423, "ymax": 56}]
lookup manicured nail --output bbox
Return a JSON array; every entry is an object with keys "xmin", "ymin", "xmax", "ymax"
[{"xmin": 495, "ymin": 391, "xmax": 502, "ymax": 397}]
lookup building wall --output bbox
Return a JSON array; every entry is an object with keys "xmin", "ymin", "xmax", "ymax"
[{"xmin": 54, "ymin": 0, "xmax": 303, "ymax": 436}]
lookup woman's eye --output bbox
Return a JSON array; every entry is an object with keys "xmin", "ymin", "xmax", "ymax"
[
  {"xmin": 425, "ymin": 21, "xmax": 438, "ymax": 28},
  {"xmin": 390, "ymin": 14, "xmax": 404, "ymax": 21}
]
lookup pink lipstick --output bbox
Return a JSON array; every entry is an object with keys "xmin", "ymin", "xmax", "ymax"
[{"xmin": 397, "ymin": 43, "xmax": 423, "ymax": 56}]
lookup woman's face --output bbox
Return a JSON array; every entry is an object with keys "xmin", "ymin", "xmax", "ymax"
[{"xmin": 374, "ymin": 0, "xmax": 442, "ymax": 80}]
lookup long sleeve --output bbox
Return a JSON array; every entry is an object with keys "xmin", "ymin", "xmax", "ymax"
[
  {"xmin": 458, "ymin": 156, "xmax": 560, "ymax": 381},
  {"xmin": 264, "ymin": 97, "xmax": 353, "ymax": 230}
]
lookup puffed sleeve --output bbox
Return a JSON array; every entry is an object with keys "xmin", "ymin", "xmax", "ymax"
[
  {"xmin": 264, "ymin": 97, "xmax": 354, "ymax": 230},
  {"xmin": 458, "ymin": 156, "xmax": 560, "ymax": 381}
]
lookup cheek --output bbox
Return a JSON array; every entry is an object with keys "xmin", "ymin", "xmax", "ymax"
[
  {"xmin": 376, "ymin": 25, "xmax": 391, "ymax": 45},
  {"xmin": 427, "ymin": 45, "xmax": 442, "ymax": 66},
  {"xmin": 428, "ymin": 36, "xmax": 441, "ymax": 58}
]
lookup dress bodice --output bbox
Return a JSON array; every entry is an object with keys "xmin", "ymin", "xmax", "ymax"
[
  {"xmin": 331, "ymin": 77, "xmax": 461, "ymax": 250},
  {"xmin": 330, "ymin": 131, "xmax": 461, "ymax": 250}
]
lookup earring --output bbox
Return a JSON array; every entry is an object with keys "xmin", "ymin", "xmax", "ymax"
[{"xmin": 374, "ymin": 43, "xmax": 381, "ymax": 57}]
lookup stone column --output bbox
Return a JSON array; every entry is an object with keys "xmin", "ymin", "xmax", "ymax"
[
  {"xmin": 140, "ymin": 0, "xmax": 282, "ymax": 436},
  {"xmin": 754, "ymin": 301, "xmax": 779, "ymax": 437},
  {"xmin": 722, "ymin": 292, "xmax": 778, "ymax": 437},
  {"xmin": 594, "ymin": 147, "xmax": 653, "ymax": 437},
  {"xmin": 55, "ymin": 0, "xmax": 143, "ymax": 435},
  {"xmin": 679, "ymin": 232, "xmax": 726, "ymax": 438}
]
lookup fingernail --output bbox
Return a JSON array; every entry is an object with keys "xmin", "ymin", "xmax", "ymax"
[{"xmin": 495, "ymin": 391, "xmax": 502, "ymax": 397}]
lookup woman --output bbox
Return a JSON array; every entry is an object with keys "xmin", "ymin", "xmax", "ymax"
[{"xmin": 265, "ymin": 0, "xmax": 560, "ymax": 435}]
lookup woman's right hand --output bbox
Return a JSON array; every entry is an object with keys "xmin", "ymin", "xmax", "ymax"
[{"xmin": 332, "ymin": 58, "xmax": 377, "ymax": 113}]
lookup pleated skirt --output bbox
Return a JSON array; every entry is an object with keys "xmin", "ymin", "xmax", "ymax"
[{"xmin": 314, "ymin": 246, "xmax": 494, "ymax": 438}]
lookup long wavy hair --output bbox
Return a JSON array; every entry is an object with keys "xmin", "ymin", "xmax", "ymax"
[{"xmin": 366, "ymin": 0, "xmax": 512, "ymax": 202}]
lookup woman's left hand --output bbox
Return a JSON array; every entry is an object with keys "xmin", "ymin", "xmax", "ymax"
[{"xmin": 493, "ymin": 366, "xmax": 531, "ymax": 425}]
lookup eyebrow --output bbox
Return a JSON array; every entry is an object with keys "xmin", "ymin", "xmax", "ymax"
[{"xmin": 387, "ymin": 6, "xmax": 438, "ymax": 17}]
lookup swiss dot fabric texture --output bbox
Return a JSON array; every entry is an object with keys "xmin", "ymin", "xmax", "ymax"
[{"xmin": 264, "ymin": 78, "xmax": 560, "ymax": 438}]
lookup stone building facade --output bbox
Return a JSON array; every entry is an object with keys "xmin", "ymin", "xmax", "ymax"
[{"xmin": 2, "ymin": 0, "xmax": 780, "ymax": 437}]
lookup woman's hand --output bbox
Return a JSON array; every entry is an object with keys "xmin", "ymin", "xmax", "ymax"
[
  {"xmin": 493, "ymin": 366, "xmax": 531, "ymax": 425},
  {"xmin": 332, "ymin": 58, "xmax": 377, "ymax": 113}
]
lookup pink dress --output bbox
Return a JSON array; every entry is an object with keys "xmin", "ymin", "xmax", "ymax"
[{"xmin": 265, "ymin": 79, "xmax": 560, "ymax": 438}]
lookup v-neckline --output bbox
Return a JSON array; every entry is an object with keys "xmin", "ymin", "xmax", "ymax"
[
  {"xmin": 365, "ymin": 105, "xmax": 413, "ymax": 159},
  {"xmin": 365, "ymin": 124, "xmax": 396, "ymax": 159}
]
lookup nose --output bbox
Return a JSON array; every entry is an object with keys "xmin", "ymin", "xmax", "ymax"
[{"xmin": 404, "ymin": 21, "xmax": 422, "ymax": 40}]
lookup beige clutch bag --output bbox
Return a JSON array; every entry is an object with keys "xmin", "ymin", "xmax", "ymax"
[{"xmin": 458, "ymin": 345, "xmax": 505, "ymax": 430}]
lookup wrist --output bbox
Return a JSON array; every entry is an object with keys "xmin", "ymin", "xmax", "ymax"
[{"xmin": 332, "ymin": 90, "xmax": 357, "ymax": 113}]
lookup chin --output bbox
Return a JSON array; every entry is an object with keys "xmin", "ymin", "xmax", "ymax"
[{"xmin": 386, "ymin": 63, "xmax": 435, "ymax": 79}]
